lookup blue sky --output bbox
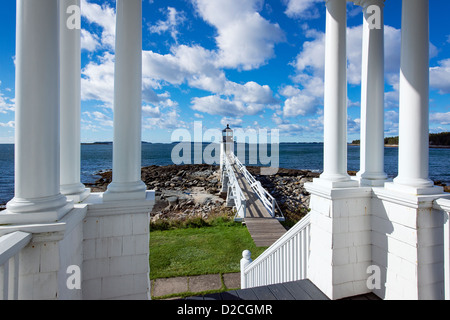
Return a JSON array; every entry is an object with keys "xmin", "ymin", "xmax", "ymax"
[{"xmin": 0, "ymin": 0, "xmax": 449, "ymax": 143}]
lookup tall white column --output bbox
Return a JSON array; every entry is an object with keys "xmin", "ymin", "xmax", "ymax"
[
  {"xmin": 60, "ymin": 0, "xmax": 90, "ymax": 202},
  {"xmin": 104, "ymin": 0, "xmax": 146, "ymax": 201},
  {"xmin": 1, "ymin": 0, "xmax": 72, "ymax": 224},
  {"xmin": 356, "ymin": 0, "xmax": 387, "ymax": 186},
  {"xmin": 388, "ymin": 0, "xmax": 437, "ymax": 194},
  {"xmin": 317, "ymin": 0, "xmax": 358, "ymax": 188}
]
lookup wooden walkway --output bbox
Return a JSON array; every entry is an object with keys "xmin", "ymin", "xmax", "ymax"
[
  {"xmin": 185, "ymin": 279, "xmax": 330, "ymax": 300},
  {"xmin": 231, "ymin": 162, "xmax": 286, "ymax": 247}
]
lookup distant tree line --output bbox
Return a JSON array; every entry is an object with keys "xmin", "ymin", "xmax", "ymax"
[
  {"xmin": 351, "ymin": 132, "xmax": 450, "ymax": 146},
  {"xmin": 384, "ymin": 136, "xmax": 399, "ymax": 145},
  {"xmin": 429, "ymin": 132, "xmax": 450, "ymax": 146}
]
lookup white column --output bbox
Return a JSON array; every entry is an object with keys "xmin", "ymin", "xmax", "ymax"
[
  {"xmin": 60, "ymin": 0, "xmax": 90, "ymax": 202},
  {"xmin": 1, "ymin": 0, "xmax": 72, "ymax": 224},
  {"xmin": 104, "ymin": 0, "xmax": 146, "ymax": 201},
  {"xmin": 356, "ymin": 0, "xmax": 387, "ymax": 186},
  {"xmin": 387, "ymin": 0, "xmax": 438, "ymax": 194},
  {"xmin": 317, "ymin": 0, "xmax": 358, "ymax": 188}
]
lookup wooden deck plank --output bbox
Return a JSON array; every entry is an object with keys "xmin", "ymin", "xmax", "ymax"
[
  {"xmin": 244, "ymin": 218, "xmax": 286, "ymax": 247},
  {"xmin": 219, "ymin": 291, "xmax": 241, "ymax": 300},
  {"xmin": 235, "ymin": 288, "xmax": 259, "ymax": 300},
  {"xmin": 281, "ymin": 281, "xmax": 313, "ymax": 300},
  {"xmin": 266, "ymin": 283, "xmax": 296, "ymax": 300},
  {"xmin": 250, "ymin": 286, "xmax": 278, "ymax": 300},
  {"xmin": 299, "ymin": 278, "xmax": 330, "ymax": 300},
  {"xmin": 198, "ymin": 279, "xmax": 329, "ymax": 300}
]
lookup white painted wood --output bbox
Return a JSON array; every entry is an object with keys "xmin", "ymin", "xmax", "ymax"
[
  {"xmin": 12, "ymin": 255, "xmax": 19, "ymax": 300},
  {"xmin": 240, "ymin": 250, "xmax": 252, "ymax": 289},
  {"xmin": 223, "ymin": 153, "xmax": 247, "ymax": 220},
  {"xmin": 0, "ymin": 232, "xmax": 32, "ymax": 266},
  {"xmin": 3, "ymin": 0, "xmax": 72, "ymax": 224},
  {"xmin": 242, "ymin": 213, "xmax": 311, "ymax": 288},
  {"xmin": 60, "ymin": 0, "xmax": 89, "ymax": 202},
  {"xmin": 0, "ymin": 232, "xmax": 32, "ymax": 300},
  {"xmin": 231, "ymin": 153, "xmax": 284, "ymax": 220},
  {"xmin": 393, "ymin": 0, "xmax": 434, "ymax": 191},
  {"xmin": 357, "ymin": 0, "xmax": 387, "ymax": 186},
  {"xmin": 320, "ymin": 0, "xmax": 351, "ymax": 184},
  {"xmin": 104, "ymin": 0, "xmax": 146, "ymax": 201}
]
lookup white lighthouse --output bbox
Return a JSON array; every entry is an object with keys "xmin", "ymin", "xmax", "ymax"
[
  {"xmin": 220, "ymin": 124, "xmax": 234, "ymax": 171},
  {"xmin": 220, "ymin": 124, "xmax": 234, "ymax": 197}
]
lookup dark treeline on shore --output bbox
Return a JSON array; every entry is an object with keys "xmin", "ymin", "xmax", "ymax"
[{"xmin": 352, "ymin": 132, "xmax": 450, "ymax": 147}]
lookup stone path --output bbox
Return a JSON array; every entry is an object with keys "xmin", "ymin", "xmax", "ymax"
[{"xmin": 151, "ymin": 273, "xmax": 241, "ymax": 299}]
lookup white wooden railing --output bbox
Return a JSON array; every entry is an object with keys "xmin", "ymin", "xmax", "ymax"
[
  {"xmin": 241, "ymin": 213, "xmax": 311, "ymax": 289},
  {"xmin": 224, "ymin": 153, "xmax": 247, "ymax": 221},
  {"xmin": 434, "ymin": 198, "xmax": 450, "ymax": 300},
  {"xmin": 0, "ymin": 231, "xmax": 32, "ymax": 300},
  {"xmin": 231, "ymin": 153, "xmax": 284, "ymax": 221}
]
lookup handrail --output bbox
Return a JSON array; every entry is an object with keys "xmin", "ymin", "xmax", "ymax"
[
  {"xmin": 241, "ymin": 213, "xmax": 311, "ymax": 289},
  {"xmin": 223, "ymin": 153, "xmax": 247, "ymax": 221},
  {"xmin": 0, "ymin": 231, "xmax": 32, "ymax": 300},
  {"xmin": 230, "ymin": 153, "xmax": 284, "ymax": 220}
]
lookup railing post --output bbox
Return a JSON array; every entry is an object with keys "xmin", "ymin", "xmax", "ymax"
[
  {"xmin": 240, "ymin": 250, "xmax": 252, "ymax": 289},
  {"xmin": 272, "ymin": 198, "xmax": 276, "ymax": 217},
  {"xmin": 243, "ymin": 200, "xmax": 247, "ymax": 219}
]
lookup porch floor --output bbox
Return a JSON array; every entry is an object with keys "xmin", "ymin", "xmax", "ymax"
[{"xmin": 185, "ymin": 279, "xmax": 329, "ymax": 300}]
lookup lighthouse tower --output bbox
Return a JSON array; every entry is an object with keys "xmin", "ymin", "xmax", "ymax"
[
  {"xmin": 220, "ymin": 124, "xmax": 234, "ymax": 198},
  {"xmin": 220, "ymin": 124, "xmax": 234, "ymax": 171}
]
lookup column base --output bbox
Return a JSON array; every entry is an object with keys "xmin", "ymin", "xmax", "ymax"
[
  {"xmin": 61, "ymin": 184, "xmax": 91, "ymax": 203},
  {"xmin": 313, "ymin": 176, "xmax": 359, "ymax": 189},
  {"xmin": 103, "ymin": 181, "xmax": 147, "ymax": 202},
  {"xmin": 0, "ymin": 193, "xmax": 74, "ymax": 224},
  {"xmin": 356, "ymin": 171, "xmax": 389, "ymax": 187}
]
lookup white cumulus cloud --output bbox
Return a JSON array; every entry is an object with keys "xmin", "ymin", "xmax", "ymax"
[{"xmin": 191, "ymin": 0, "xmax": 285, "ymax": 70}]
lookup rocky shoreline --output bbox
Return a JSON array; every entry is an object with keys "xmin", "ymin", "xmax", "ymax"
[
  {"xmin": 85, "ymin": 164, "xmax": 450, "ymax": 226},
  {"xmin": 2, "ymin": 165, "xmax": 448, "ymax": 222},
  {"xmin": 86, "ymin": 164, "xmax": 319, "ymax": 227}
]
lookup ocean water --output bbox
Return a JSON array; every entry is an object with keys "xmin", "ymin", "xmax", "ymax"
[{"xmin": 0, "ymin": 143, "xmax": 449, "ymax": 205}]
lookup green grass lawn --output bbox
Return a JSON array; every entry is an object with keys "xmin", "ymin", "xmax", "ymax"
[{"xmin": 149, "ymin": 219, "xmax": 267, "ymax": 279}]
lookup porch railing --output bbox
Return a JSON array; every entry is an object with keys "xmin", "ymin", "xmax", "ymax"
[
  {"xmin": 223, "ymin": 153, "xmax": 247, "ymax": 221},
  {"xmin": 0, "ymin": 231, "xmax": 32, "ymax": 300},
  {"xmin": 241, "ymin": 213, "xmax": 311, "ymax": 289}
]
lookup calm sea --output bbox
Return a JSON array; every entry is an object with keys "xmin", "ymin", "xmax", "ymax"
[{"xmin": 0, "ymin": 143, "xmax": 449, "ymax": 204}]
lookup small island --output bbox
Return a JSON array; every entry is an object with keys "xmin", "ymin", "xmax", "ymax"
[{"xmin": 351, "ymin": 132, "xmax": 450, "ymax": 148}]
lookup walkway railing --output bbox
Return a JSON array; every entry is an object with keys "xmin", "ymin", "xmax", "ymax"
[
  {"xmin": 240, "ymin": 213, "xmax": 311, "ymax": 289},
  {"xmin": 434, "ymin": 198, "xmax": 450, "ymax": 300},
  {"xmin": 0, "ymin": 231, "xmax": 32, "ymax": 300},
  {"xmin": 230, "ymin": 153, "xmax": 284, "ymax": 220},
  {"xmin": 224, "ymin": 153, "xmax": 247, "ymax": 221}
]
